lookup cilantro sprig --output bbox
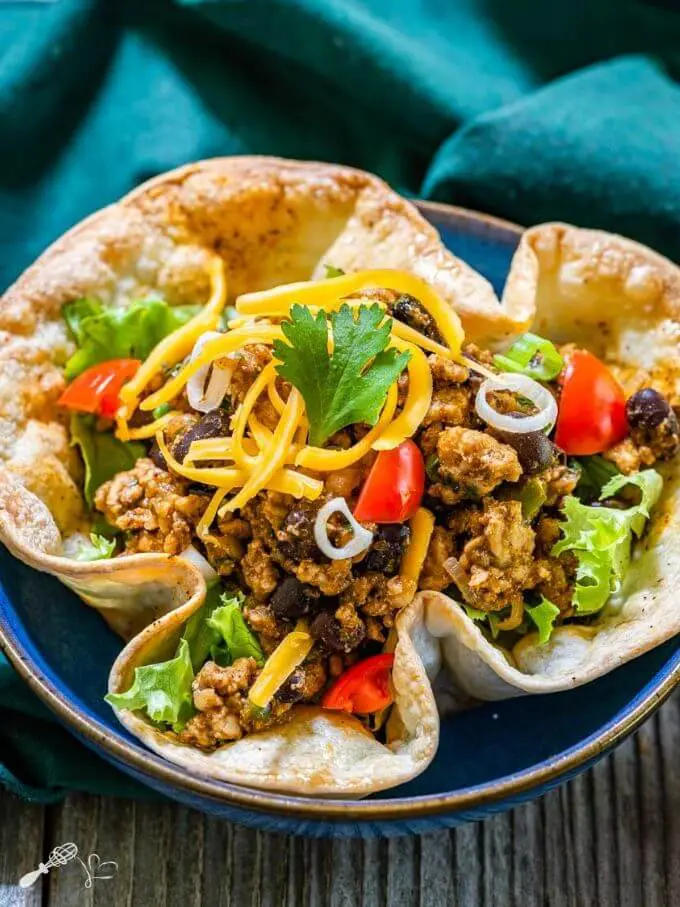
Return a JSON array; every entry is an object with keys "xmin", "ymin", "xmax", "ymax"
[{"xmin": 273, "ymin": 304, "xmax": 410, "ymax": 447}]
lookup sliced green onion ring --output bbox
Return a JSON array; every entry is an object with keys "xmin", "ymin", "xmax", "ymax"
[{"xmin": 493, "ymin": 333, "xmax": 564, "ymax": 381}]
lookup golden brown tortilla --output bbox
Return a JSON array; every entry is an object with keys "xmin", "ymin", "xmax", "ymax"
[
  {"xmin": 426, "ymin": 224, "xmax": 680, "ymax": 699},
  {"xmin": 0, "ymin": 157, "xmax": 522, "ymax": 796}
]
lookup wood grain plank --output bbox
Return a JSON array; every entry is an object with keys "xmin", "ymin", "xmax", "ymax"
[
  {"xmin": 419, "ymin": 831, "xmax": 454, "ymax": 907},
  {"xmin": 88, "ymin": 795, "xmax": 135, "ymax": 907},
  {"xmin": 636, "ymin": 714, "xmax": 666, "ymax": 907},
  {"xmin": 591, "ymin": 752, "xmax": 619, "ymax": 906},
  {"xmin": 129, "ymin": 800, "xmax": 171, "ymax": 907},
  {"xmin": 510, "ymin": 800, "xmax": 544, "ymax": 907},
  {"xmin": 385, "ymin": 836, "xmax": 420, "ymax": 907},
  {"xmin": 202, "ymin": 811, "xmax": 232, "ymax": 907},
  {"xmin": 0, "ymin": 795, "xmax": 44, "ymax": 907},
  {"xmin": 46, "ymin": 793, "xmax": 100, "ymax": 906},
  {"xmin": 166, "ymin": 805, "xmax": 204, "ymax": 907},
  {"xmin": 481, "ymin": 811, "xmax": 512, "ymax": 907},
  {"xmin": 452, "ymin": 822, "xmax": 483, "ymax": 906},
  {"xmin": 361, "ymin": 838, "xmax": 388, "ymax": 907},
  {"xmin": 566, "ymin": 770, "xmax": 598, "ymax": 907},
  {"xmin": 612, "ymin": 735, "xmax": 644, "ymax": 907},
  {"xmin": 659, "ymin": 691, "xmax": 680, "ymax": 905}
]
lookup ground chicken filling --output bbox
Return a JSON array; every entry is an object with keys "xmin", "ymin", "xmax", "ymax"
[{"xmin": 93, "ymin": 294, "xmax": 679, "ymax": 749}]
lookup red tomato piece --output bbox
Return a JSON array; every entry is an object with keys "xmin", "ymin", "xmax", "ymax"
[
  {"xmin": 354, "ymin": 439, "xmax": 425, "ymax": 523},
  {"xmin": 554, "ymin": 350, "xmax": 628, "ymax": 455},
  {"xmin": 58, "ymin": 359, "xmax": 140, "ymax": 419},
  {"xmin": 321, "ymin": 653, "xmax": 395, "ymax": 714}
]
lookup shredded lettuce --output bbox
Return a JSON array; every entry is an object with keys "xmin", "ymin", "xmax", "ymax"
[
  {"xmin": 106, "ymin": 588, "xmax": 264, "ymax": 730},
  {"xmin": 65, "ymin": 532, "xmax": 116, "ymax": 562},
  {"xmin": 70, "ymin": 415, "xmax": 145, "ymax": 507},
  {"xmin": 63, "ymin": 297, "xmax": 200, "ymax": 379},
  {"xmin": 105, "ymin": 638, "xmax": 195, "ymax": 731},
  {"xmin": 207, "ymin": 594, "xmax": 265, "ymax": 666},
  {"xmin": 570, "ymin": 455, "xmax": 621, "ymax": 502},
  {"xmin": 526, "ymin": 597, "xmax": 560, "ymax": 645},
  {"xmin": 464, "ymin": 606, "xmax": 502, "ymax": 638},
  {"xmin": 552, "ymin": 469, "xmax": 663, "ymax": 615}
]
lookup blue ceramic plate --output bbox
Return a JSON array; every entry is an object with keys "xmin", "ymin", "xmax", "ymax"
[{"xmin": 1, "ymin": 202, "xmax": 678, "ymax": 838}]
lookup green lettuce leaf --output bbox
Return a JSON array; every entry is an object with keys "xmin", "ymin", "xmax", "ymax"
[
  {"xmin": 463, "ymin": 606, "xmax": 502, "ymax": 639},
  {"xmin": 570, "ymin": 455, "xmax": 620, "ymax": 502},
  {"xmin": 67, "ymin": 532, "xmax": 116, "ymax": 562},
  {"xmin": 207, "ymin": 593, "xmax": 265, "ymax": 666},
  {"xmin": 105, "ymin": 638, "xmax": 195, "ymax": 731},
  {"xmin": 525, "ymin": 597, "xmax": 560, "ymax": 645},
  {"xmin": 181, "ymin": 582, "xmax": 227, "ymax": 671},
  {"xmin": 552, "ymin": 469, "xmax": 663, "ymax": 615},
  {"xmin": 70, "ymin": 415, "xmax": 145, "ymax": 507},
  {"xmin": 63, "ymin": 297, "xmax": 200, "ymax": 379}
]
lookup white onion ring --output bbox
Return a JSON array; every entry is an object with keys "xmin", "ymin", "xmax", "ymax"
[
  {"xmin": 179, "ymin": 544, "xmax": 218, "ymax": 583},
  {"xmin": 313, "ymin": 497, "xmax": 374, "ymax": 561},
  {"xmin": 187, "ymin": 331, "xmax": 233, "ymax": 413},
  {"xmin": 474, "ymin": 372, "xmax": 558, "ymax": 434}
]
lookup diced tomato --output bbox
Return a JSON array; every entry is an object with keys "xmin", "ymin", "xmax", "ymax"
[
  {"xmin": 554, "ymin": 350, "xmax": 628, "ymax": 455},
  {"xmin": 58, "ymin": 359, "xmax": 140, "ymax": 419},
  {"xmin": 354, "ymin": 440, "xmax": 425, "ymax": 523},
  {"xmin": 321, "ymin": 653, "xmax": 395, "ymax": 714}
]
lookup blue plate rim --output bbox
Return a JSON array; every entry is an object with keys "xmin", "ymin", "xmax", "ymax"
[{"xmin": 0, "ymin": 200, "xmax": 678, "ymax": 822}]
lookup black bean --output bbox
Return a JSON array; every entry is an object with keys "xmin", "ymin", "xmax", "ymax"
[
  {"xmin": 277, "ymin": 503, "xmax": 319, "ymax": 561},
  {"xmin": 309, "ymin": 610, "xmax": 365, "ymax": 654},
  {"xmin": 148, "ymin": 441, "xmax": 167, "ymax": 471},
  {"xmin": 172, "ymin": 410, "xmax": 232, "ymax": 463},
  {"xmin": 392, "ymin": 294, "xmax": 444, "ymax": 343},
  {"xmin": 495, "ymin": 430, "xmax": 556, "ymax": 475},
  {"xmin": 270, "ymin": 577, "xmax": 320, "ymax": 620},
  {"xmin": 363, "ymin": 524, "xmax": 410, "ymax": 575},
  {"xmin": 626, "ymin": 388, "xmax": 675, "ymax": 431},
  {"xmin": 276, "ymin": 669, "xmax": 306, "ymax": 703}
]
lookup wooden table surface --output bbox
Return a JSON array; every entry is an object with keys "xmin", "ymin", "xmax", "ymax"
[{"xmin": 0, "ymin": 689, "xmax": 677, "ymax": 907}]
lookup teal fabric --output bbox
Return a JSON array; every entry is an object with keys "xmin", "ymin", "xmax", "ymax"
[{"xmin": 2, "ymin": 0, "xmax": 680, "ymax": 800}]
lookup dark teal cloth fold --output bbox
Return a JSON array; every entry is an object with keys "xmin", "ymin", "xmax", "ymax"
[{"xmin": 1, "ymin": 0, "xmax": 680, "ymax": 799}]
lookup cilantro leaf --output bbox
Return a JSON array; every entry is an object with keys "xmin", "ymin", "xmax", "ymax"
[
  {"xmin": 105, "ymin": 638, "xmax": 195, "ymax": 731},
  {"xmin": 273, "ymin": 303, "xmax": 410, "ymax": 446},
  {"xmin": 63, "ymin": 297, "xmax": 201, "ymax": 379},
  {"xmin": 70, "ymin": 415, "xmax": 145, "ymax": 507}
]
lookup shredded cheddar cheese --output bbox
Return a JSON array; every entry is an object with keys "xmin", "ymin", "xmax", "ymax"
[
  {"xmin": 372, "ymin": 339, "xmax": 432, "ymax": 450},
  {"xmin": 117, "ymin": 266, "xmax": 468, "ymax": 519},
  {"xmin": 223, "ymin": 388, "xmax": 304, "ymax": 512},
  {"xmin": 196, "ymin": 488, "xmax": 228, "ymax": 539},
  {"xmin": 139, "ymin": 324, "xmax": 283, "ymax": 413},
  {"xmin": 235, "ymin": 269, "xmax": 464, "ymax": 357},
  {"xmin": 118, "ymin": 257, "xmax": 228, "ymax": 417}
]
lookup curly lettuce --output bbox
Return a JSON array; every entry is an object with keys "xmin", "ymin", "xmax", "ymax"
[
  {"xmin": 106, "ymin": 588, "xmax": 263, "ymax": 730},
  {"xmin": 105, "ymin": 639, "xmax": 195, "ymax": 731},
  {"xmin": 552, "ymin": 469, "xmax": 663, "ymax": 615},
  {"xmin": 63, "ymin": 297, "xmax": 200, "ymax": 379}
]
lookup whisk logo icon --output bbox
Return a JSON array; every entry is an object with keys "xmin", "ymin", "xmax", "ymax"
[{"xmin": 19, "ymin": 843, "xmax": 118, "ymax": 890}]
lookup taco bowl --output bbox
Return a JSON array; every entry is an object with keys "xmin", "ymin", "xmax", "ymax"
[{"xmin": 0, "ymin": 157, "xmax": 678, "ymax": 797}]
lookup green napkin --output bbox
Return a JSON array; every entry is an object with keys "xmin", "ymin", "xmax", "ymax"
[{"xmin": 2, "ymin": 0, "xmax": 680, "ymax": 799}]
